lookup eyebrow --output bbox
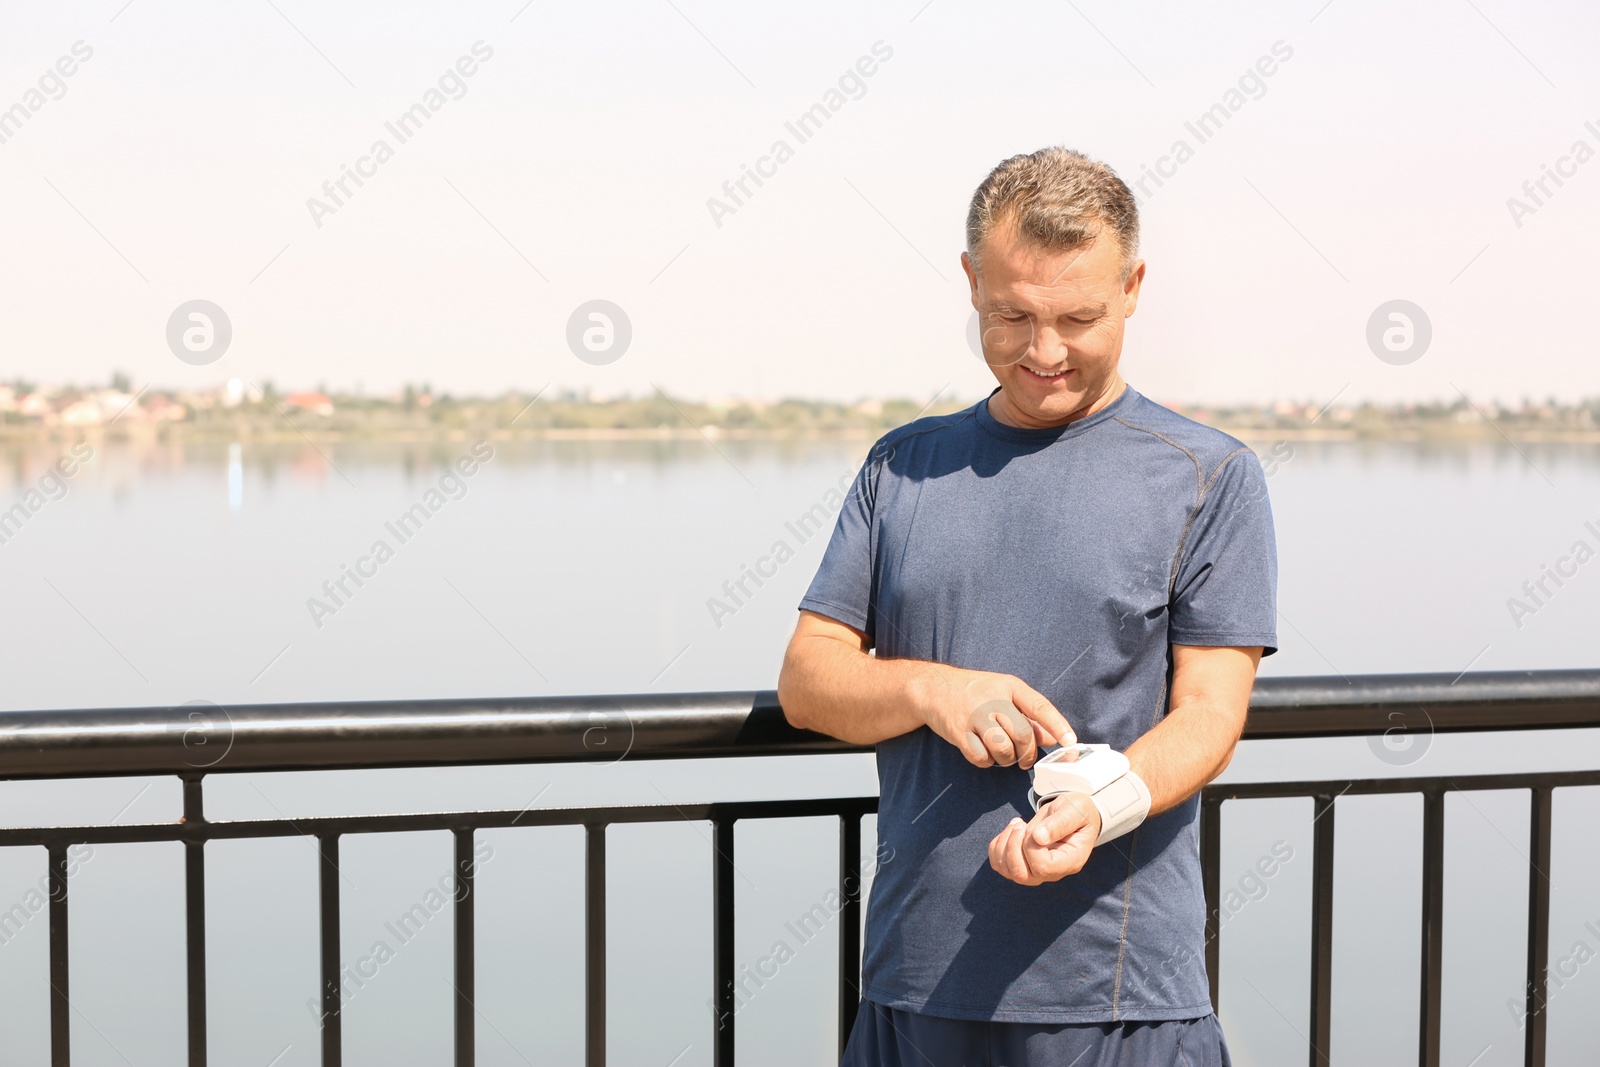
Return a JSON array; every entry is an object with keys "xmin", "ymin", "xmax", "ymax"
[{"xmin": 987, "ymin": 300, "xmax": 1108, "ymax": 319}]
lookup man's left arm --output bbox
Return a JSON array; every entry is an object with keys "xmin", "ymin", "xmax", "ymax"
[
  {"xmin": 988, "ymin": 643, "xmax": 1261, "ymax": 886},
  {"xmin": 1123, "ymin": 642, "xmax": 1262, "ymax": 816}
]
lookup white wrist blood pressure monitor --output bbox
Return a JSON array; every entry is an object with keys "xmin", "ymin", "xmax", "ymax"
[{"xmin": 1027, "ymin": 743, "xmax": 1152, "ymax": 847}]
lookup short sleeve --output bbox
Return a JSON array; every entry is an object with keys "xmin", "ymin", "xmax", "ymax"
[
  {"xmin": 1168, "ymin": 448, "xmax": 1279, "ymax": 655},
  {"xmin": 796, "ymin": 438, "xmax": 889, "ymax": 644}
]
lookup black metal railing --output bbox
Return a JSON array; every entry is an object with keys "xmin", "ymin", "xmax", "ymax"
[{"xmin": 2, "ymin": 669, "xmax": 1598, "ymax": 1067}]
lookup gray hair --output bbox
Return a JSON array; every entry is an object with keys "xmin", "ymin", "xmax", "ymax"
[{"xmin": 965, "ymin": 146, "xmax": 1140, "ymax": 280}]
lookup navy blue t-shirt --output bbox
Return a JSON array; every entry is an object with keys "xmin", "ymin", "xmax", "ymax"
[{"xmin": 797, "ymin": 384, "xmax": 1278, "ymax": 1024}]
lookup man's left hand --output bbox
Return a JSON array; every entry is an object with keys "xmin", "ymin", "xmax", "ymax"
[{"xmin": 987, "ymin": 792, "xmax": 1101, "ymax": 886}]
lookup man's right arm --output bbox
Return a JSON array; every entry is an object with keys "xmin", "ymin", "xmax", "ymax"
[{"xmin": 776, "ymin": 609, "xmax": 1077, "ymax": 769}]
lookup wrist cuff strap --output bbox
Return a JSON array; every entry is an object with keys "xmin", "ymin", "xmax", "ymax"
[{"xmin": 1027, "ymin": 743, "xmax": 1152, "ymax": 847}]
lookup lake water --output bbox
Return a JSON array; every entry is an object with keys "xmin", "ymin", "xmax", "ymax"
[{"xmin": 0, "ymin": 436, "xmax": 1597, "ymax": 1066}]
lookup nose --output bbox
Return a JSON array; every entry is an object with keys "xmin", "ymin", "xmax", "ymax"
[{"xmin": 1027, "ymin": 323, "xmax": 1069, "ymax": 368}]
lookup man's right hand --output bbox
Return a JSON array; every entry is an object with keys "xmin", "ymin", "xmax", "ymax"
[{"xmin": 909, "ymin": 664, "xmax": 1076, "ymax": 770}]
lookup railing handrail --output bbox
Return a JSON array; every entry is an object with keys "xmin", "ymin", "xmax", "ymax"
[
  {"xmin": 7, "ymin": 670, "xmax": 1597, "ymax": 1067},
  {"xmin": 2, "ymin": 669, "xmax": 1598, "ymax": 780}
]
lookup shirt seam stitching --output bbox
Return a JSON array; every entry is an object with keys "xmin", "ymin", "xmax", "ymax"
[
  {"xmin": 862, "ymin": 980, "xmax": 1152, "ymax": 1016},
  {"xmin": 859, "ymin": 983, "xmax": 1214, "ymax": 1020},
  {"xmin": 796, "ymin": 596, "xmax": 869, "ymax": 626},
  {"xmin": 1203, "ymin": 446, "xmax": 1252, "ymax": 495},
  {"xmin": 1112, "ymin": 415, "xmax": 1204, "ymax": 497},
  {"xmin": 860, "ymin": 410, "xmax": 976, "ymax": 646},
  {"xmin": 1112, "ymin": 450, "xmax": 1257, "ymax": 1020},
  {"xmin": 857, "ymin": 406, "xmax": 977, "ymax": 525},
  {"xmin": 1170, "ymin": 631, "xmax": 1277, "ymax": 641},
  {"xmin": 1166, "ymin": 446, "xmax": 1253, "ymax": 602},
  {"xmin": 1117, "ymin": 447, "xmax": 1258, "ymax": 1022},
  {"xmin": 857, "ymin": 404, "xmax": 1238, "ymax": 1026},
  {"xmin": 1111, "ymin": 416, "xmax": 1206, "ymax": 597},
  {"xmin": 879, "ymin": 406, "xmax": 978, "ymax": 453},
  {"xmin": 1110, "ymin": 822, "xmax": 1142, "ymax": 1019}
]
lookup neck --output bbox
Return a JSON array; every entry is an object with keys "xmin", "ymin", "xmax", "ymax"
[{"xmin": 988, "ymin": 374, "xmax": 1127, "ymax": 430}]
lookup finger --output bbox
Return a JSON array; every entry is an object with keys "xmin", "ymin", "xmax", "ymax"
[
  {"xmin": 1014, "ymin": 684, "xmax": 1075, "ymax": 748},
  {"xmin": 960, "ymin": 731, "xmax": 996, "ymax": 768},
  {"xmin": 1030, "ymin": 719, "xmax": 1055, "ymax": 748},
  {"xmin": 979, "ymin": 825, "xmax": 1004, "ymax": 876},
  {"xmin": 980, "ymin": 719, "xmax": 1018, "ymax": 767},
  {"xmin": 953, "ymin": 735, "xmax": 992, "ymax": 767},
  {"xmin": 969, "ymin": 700, "xmax": 1024, "ymax": 766},
  {"xmin": 1033, "ymin": 793, "xmax": 1095, "ymax": 846},
  {"xmin": 1022, "ymin": 799, "xmax": 1096, "ymax": 876},
  {"xmin": 1018, "ymin": 825, "xmax": 1057, "ymax": 883},
  {"xmin": 1023, "ymin": 827, "xmax": 1092, "ymax": 880},
  {"xmin": 1002, "ymin": 817, "xmax": 1034, "ymax": 885},
  {"xmin": 993, "ymin": 703, "xmax": 1038, "ymax": 769},
  {"xmin": 991, "ymin": 822, "xmax": 1015, "ymax": 879},
  {"xmin": 992, "ymin": 820, "xmax": 1022, "ymax": 879}
]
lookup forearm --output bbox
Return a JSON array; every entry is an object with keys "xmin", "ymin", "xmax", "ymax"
[
  {"xmin": 1120, "ymin": 687, "xmax": 1241, "ymax": 812},
  {"xmin": 1123, "ymin": 646, "xmax": 1259, "ymax": 816},
  {"xmin": 779, "ymin": 610, "xmax": 1077, "ymax": 762},
  {"xmin": 1123, "ymin": 705, "xmax": 1235, "ymax": 817},
  {"xmin": 777, "ymin": 634, "xmax": 930, "ymax": 746}
]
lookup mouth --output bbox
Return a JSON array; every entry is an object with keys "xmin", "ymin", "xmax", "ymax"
[{"xmin": 1019, "ymin": 365, "xmax": 1071, "ymax": 382}]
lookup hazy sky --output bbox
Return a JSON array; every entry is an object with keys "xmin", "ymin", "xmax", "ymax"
[{"xmin": 2, "ymin": 0, "xmax": 1597, "ymax": 405}]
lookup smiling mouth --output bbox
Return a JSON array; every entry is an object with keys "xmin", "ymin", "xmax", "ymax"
[{"xmin": 1020, "ymin": 366, "xmax": 1071, "ymax": 381}]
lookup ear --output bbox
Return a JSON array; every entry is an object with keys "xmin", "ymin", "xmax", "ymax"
[
  {"xmin": 1122, "ymin": 258, "xmax": 1146, "ymax": 318},
  {"xmin": 961, "ymin": 250, "xmax": 981, "ymax": 305}
]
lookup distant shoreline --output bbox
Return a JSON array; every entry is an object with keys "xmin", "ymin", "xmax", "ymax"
[
  {"xmin": 2, "ymin": 424, "xmax": 1598, "ymax": 445},
  {"xmin": 5, "ymin": 385, "xmax": 1596, "ymax": 445}
]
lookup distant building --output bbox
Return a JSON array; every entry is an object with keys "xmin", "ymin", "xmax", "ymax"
[
  {"xmin": 59, "ymin": 399, "xmax": 105, "ymax": 426},
  {"xmin": 284, "ymin": 391, "xmax": 335, "ymax": 417},
  {"xmin": 52, "ymin": 391, "xmax": 144, "ymax": 426},
  {"xmin": 144, "ymin": 396, "xmax": 188, "ymax": 422}
]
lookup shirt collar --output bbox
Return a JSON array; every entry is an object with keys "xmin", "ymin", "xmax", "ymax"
[{"xmin": 973, "ymin": 382, "xmax": 1138, "ymax": 445}]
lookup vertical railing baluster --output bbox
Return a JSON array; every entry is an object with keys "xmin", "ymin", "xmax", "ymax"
[
  {"xmin": 183, "ymin": 776, "xmax": 208, "ymax": 1067},
  {"xmin": 712, "ymin": 817, "xmax": 735, "ymax": 1067},
  {"xmin": 1525, "ymin": 786, "xmax": 1553, "ymax": 1067},
  {"xmin": 454, "ymin": 827, "xmax": 476, "ymax": 1067},
  {"xmin": 1201, "ymin": 792, "xmax": 1222, "ymax": 1012},
  {"xmin": 1419, "ymin": 790, "xmax": 1444, "ymax": 1067},
  {"xmin": 837, "ymin": 813, "xmax": 862, "ymax": 1061},
  {"xmin": 1309, "ymin": 794, "xmax": 1335, "ymax": 1067},
  {"xmin": 586, "ymin": 823, "xmax": 607, "ymax": 1067},
  {"xmin": 48, "ymin": 841, "xmax": 70, "ymax": 1067},
  {"xmin": 319, "ymin": 834, "xmax": 342, "ymax": 1067}
]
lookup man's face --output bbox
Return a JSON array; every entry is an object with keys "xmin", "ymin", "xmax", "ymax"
[{"xmin": 961, "ymin": 220, "xmax": 1145, "ymax": 429}]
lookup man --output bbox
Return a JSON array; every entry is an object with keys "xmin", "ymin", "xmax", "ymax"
[{"xmin": 776, "ymin": 146, "xmax": 1277, "ymax": 1066}]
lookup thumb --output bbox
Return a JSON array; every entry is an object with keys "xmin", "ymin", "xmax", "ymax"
[{"xmin": 1032, "ymin": 793, "xmax": 1094, "ymax": 846}]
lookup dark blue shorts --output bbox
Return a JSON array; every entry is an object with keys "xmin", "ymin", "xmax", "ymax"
[{"xmin": 841, "ymin": 999, "xmax": 1234, "ymax": 1067}]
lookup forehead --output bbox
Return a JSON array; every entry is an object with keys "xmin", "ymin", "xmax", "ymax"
[{"xmin": 974, "ymin": 223, "xmax": 1123, "ymax": 306}]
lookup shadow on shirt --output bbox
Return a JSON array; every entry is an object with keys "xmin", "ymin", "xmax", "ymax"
[{"xmin": 909, "ymin": 800, "xmax": 1195, "ymax": 1018}]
